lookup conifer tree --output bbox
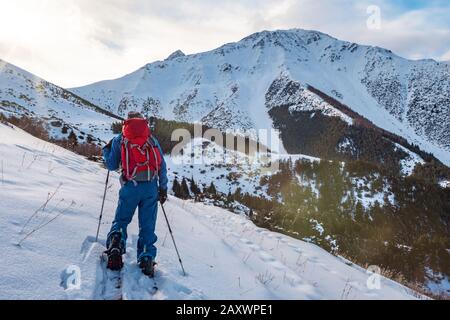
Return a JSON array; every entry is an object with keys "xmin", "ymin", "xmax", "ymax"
[
  {"xmin": 68, "ymin": 130, "xmax": 78, "ymax": 149},
  {"xmin": 181, "ymin": 177, "xmax": 191, "ymax": 199},
  {"xmin": 190, "ymin": 176, "xmax": 201, "ymax": 195},
  {"xmin": 207, "ymin": 182, "xmax": 217, "ymax": 195},
  {"xmin": 172, "ymin": 177, "xmax": 182, "ymax": 198}
]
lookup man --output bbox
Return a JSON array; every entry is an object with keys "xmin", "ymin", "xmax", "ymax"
[{"xmin": 102, "ymin": 111, "xmax": 168, "ymax": 277}]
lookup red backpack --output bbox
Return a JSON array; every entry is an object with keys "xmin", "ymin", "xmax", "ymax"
[{"xmin": 121, "ymin": 118, "xmax": 162, "ymax": 182}]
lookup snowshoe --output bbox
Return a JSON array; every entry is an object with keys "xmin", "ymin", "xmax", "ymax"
[
  {"xmin": 139, "ymin": 256, "xmax": 156, "ymax": 278},
  {"xmin": 105, "ymin": 233, "xmax": 124, "ymax": 271}
]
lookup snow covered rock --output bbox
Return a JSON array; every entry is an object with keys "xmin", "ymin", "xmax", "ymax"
[{"xmin": 166, "ymin": 50, "xmax": 186, "ymax": 61}]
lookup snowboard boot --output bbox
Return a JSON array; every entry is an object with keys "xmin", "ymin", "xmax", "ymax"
[
  {"xmin": 139, "ymin": 256, "xmax": 156, "ymax": 278},
  {"xmin": 106, "ymin": 232, "xmax": 124, "ymax": 271}
]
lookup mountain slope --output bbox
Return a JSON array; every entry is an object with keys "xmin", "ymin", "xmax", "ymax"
[
  {"xmin": 0, "ymin": 122, "xmax": 420, "ymax": 299},
  {"xmin": 165, "ymin": 136, "xmax": 450, "ymax": 297},
  {"xmin": 0, "ymin": 59, "xmax": 119, "ymax": 143},
  {"xmin": 71, "ymin": 29, "xmax": 450, "ymax": 166}
]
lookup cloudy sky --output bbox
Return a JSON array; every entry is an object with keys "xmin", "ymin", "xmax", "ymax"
[{"xmin": 0, "ymin": 0, "xmax": 449, "ymax": 87}]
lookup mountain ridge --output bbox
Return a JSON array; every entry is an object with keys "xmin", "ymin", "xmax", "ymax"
[{"xmin": 0, "ymin": 58, "xmax": 122, "ymax": 143}]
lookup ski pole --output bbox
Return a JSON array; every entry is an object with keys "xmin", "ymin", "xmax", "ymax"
[
  {"xmin": 95, "ymin": 170, "xmax": 110, "ymax": 242},
  {"xmin": 160, "ymin": 203, "xmax": 187, "ymax": 276}
]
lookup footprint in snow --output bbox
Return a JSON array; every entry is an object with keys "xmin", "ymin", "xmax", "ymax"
[
  {"xmin": 228, "ymin": 231, "xmax": 240, "ymax": 238},
  {"xmin": 329, "ymin": 270, "xmax": 339, "ymax": 275},
  {"xmin": 79, "ymin": 236, "xmax": 104, "ymax": 262},
  {"xmin": 157, "ymin": 273, "xmax": 205, "ymax": 300},
  {"xmin": 317, "ymin": 262, "xmax": 330, "ymax": 271},
  {"xmin": 246, "ymin": 243, "xmax": 261, "ymax": 251},
  {"xmin": 295, "ymin": 283, "xmax": 321, "ymax": 299},
  {"xmin": 348, "ymin": 281, "xmax": 365, "ymax": 291},
  {"xmin": 270, "ymin": 260, "xmax": 286, "ymax": 271},
  {"xmin": 293, "ymin": 246, "xmax": 303, "ymax": 253},
  {"xmin": 258, "ymin": 251, "xmax": 277, "ymax": 262},
  {"xmin": 300, "ymin": 253, "xmax": 318, "ymax": 262},
  {"xmin": 10, "ymin": 219, "xmax": 22, "ymax": 227},
  {"xmin": 240, "ymin": 238, "xmax": 253, "ymax": 245}
]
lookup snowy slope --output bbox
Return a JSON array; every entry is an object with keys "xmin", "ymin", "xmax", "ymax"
[
  {"xmin": 166, "ymin": 137, "xmax": 326, "ymax": 202},
  {"xmin": 0, "ymin": 122, "xmax": 420, "ymax": 299},
  {"xmin": 71, "ymin": 29, "xmax": 450, "ymax": 166},
  {"xmin": 0, "ymin": 59, "xmax": 118, "ymax": 143}
]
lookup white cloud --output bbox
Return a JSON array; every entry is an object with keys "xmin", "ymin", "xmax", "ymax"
[
  {"xmin": 0, "ymin": 0, "xmax": 448, "ymax": 87},
  {"xmin": 253, "ymin": 0, "xmax": 450, "ymax": 60}
]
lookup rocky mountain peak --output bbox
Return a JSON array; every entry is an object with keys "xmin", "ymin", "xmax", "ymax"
[{"xmin": 165, "ymin": 50, "xmax": 186, "ymax": 61}]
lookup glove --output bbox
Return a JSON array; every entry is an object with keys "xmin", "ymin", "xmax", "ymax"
[
  {"xmin": 103, "ymin": 139, "xmax": 113, "ymax": 150},
  {"xmin": 159, "ymin": 188, "xmax": 168, "ymax": 205}
]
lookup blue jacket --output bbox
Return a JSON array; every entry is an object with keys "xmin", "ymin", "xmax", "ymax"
[{"xmin": 102, "ymin": 134, "xmax": 168, "ymax": 190}]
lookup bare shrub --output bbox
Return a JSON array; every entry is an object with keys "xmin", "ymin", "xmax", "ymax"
[
  {"xmin": 340, "ymin": 253, "xmax": 443, "ymax": 300},
  {"xmin": 340, "ymin": 279, "xmax": 354, "ymax": 300},
  {"xmin": 3, "ymin": 114, "xmax": 102, "ymax": 161},
  {"xmin": 73, "ymin": 142, "xmax": 102, "ymax": 159},
  {"xmin": 256, "ymin": 271, "xmax": 275, "ymax": 286},
  {"xmin": 7, "ymin": 115, "xmax": 49, "ymax": 141}
]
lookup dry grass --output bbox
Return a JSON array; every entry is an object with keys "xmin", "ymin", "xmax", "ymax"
[
  {"xmin": 338, "ymin": 252, "xmax": 448, "ymax": 300},
  {"xmin": 7, "ymin": 115, "xmax": 49, "ymax": 141},
  {"xmin": 256, "ymin": 271, "xmax": 275, "ymax": 286},
  {"xmin": 53, "ymin": 139, "xmax": 102, "ymax": 160},
  {"xmin": 340, "ymin": 279, "xmax": 354, "ymax": 300},
  {"xmin": 2, "ymin": 114, "xmax": 102, "ymax": 161}
]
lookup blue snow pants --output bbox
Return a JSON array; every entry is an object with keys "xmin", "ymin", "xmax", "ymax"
[{"xmin": 106, "ymin": 179, "xmax": 159, "ymax": 261}]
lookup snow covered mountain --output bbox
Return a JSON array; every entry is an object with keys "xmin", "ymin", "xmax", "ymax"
[
  {"xmin": 71, "ymin": 29, "xmax": 450, "ymax": 165},
  {"xmin": 0, "ymin": 122, "xmax": 421, "ymax": 300},
  {"xmin": 0, "ymin": 59, "xmax": 119, "ymax": 143}
]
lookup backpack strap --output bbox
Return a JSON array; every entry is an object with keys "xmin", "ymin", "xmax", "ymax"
[
  {"xmin": 122, "ymin": 137, "xmax": 139, "ymax": 186},
  {"xmin": 148, "ymin": 136, "xmax": 160, "ymax": 178},
  {"xmin": 123, "ymin": 138, "xmax": 131, "ymax": 180},
  {"xmin": 146, "ymin": 148, "xmax": 151, "ymax": 181}
]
